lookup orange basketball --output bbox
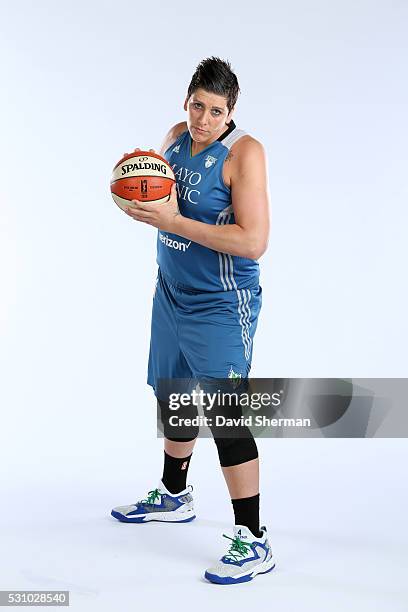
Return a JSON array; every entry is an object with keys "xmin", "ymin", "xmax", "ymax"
[{"xmin": 110, "ymin": 150, "xmax": 175, "ymax": 211}]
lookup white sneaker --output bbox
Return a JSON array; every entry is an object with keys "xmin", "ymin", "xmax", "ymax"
[
  {"xmin": 111, "ymin": 481, "xmax": 195, "ymax": 523},
  {"xmin": 204, "ymin": 524, "xmax": 275, "ymax": 584}
]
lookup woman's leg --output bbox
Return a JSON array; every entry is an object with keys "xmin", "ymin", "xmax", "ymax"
[
  {"xmin": 221, "ymin": 456, "xmax": 259, "ymax": 499},
  {"xmin": 159, "ymin": 396, "xmax": 199, "ymax": 493},
  {"xmin": 213, "ymin": 432, "xmax": 262, "ymax": 538},
  {"xmin": 161, "ymin": 437, "xmax": 197, "ymax": 493},
  {"xmin": 164, "ymin": 437, "xmax": 197, "ymax": 458}
]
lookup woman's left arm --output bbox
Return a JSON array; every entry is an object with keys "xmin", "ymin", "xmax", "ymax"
[{"xmin": 125, "ymin": 139, "xmax": 270, "ymax": 260}]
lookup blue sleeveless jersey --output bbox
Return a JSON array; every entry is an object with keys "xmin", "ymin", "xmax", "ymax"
[{"xmin": 156, "ymin": 120, "xmax": 260, "ymax": 292}]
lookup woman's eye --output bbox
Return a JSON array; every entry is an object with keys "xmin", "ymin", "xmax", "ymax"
[{"xmin": 192, "ymin": 103, "xmax": 220, "ymax": 115}]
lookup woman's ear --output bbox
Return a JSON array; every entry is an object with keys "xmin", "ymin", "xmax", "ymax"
[{"xmin": 227, "ymin": 106, "xmax": 235, "ymax": 123}]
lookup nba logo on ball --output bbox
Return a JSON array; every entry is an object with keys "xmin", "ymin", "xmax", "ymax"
[
  {"xmin": 205, "ymin": 155, "xmax": 217, "ymax": 168},
  {"xmin": 110, "ymin": 150, "xmax": 175, "ymax": 210}
]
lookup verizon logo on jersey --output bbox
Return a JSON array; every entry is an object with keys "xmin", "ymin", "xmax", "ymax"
[{"xmin": 159, "ymin": 233, "xmax": 192, "ymax": 252}]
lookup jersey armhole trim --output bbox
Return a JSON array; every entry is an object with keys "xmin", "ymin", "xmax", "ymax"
[
  {"xmin": 220, "ymin": 148, "xmax": 232, "ymax": 193},
  {"xmin": 220, "ymin": 130, "xmax": 248, "ymax": 193},
  {"xmin": 164, "ymin": 129, "xmax": 188, "ymax": 157}
]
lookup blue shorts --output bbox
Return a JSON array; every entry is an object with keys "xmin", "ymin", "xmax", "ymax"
[{"xmin": 147, "ymin": 268, "xmax": 262, "ymax": 398}]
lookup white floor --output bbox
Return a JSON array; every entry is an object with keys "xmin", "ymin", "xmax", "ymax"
[{"xmin": 1, "ymin": 438, "xmax": 407, "ymax": 611}]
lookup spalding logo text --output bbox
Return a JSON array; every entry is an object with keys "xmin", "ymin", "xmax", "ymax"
[{"xmin": 121, "ymin": 162, "xmax": 168, "ymax": 175}]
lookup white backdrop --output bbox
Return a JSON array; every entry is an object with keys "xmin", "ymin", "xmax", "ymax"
[{"xmin": 0, "ymin": 1, "xmax": 407, "ymax": 610}]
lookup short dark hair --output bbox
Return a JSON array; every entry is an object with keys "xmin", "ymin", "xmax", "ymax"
[{"xmin": 187, "ymin": 57, "xmax": 240, "ymax": 113}]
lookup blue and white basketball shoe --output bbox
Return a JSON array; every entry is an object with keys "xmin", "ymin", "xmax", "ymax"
[
  {"xmin": 111, "ymin": 481, "xmax": 195, "ymax": 523},
  {"xmin": 204, "ymin": 525, "xmax": 275, "ymax": 584}
]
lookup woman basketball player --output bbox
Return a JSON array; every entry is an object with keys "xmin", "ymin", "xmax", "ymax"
[{"xmin": 111, "ymin": 57, "xmax": 273, "ymax": 584}]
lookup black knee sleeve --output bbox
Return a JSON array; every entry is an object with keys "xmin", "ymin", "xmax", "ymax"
[
  {"xmin": 213, "ymin": 434, "xmax": 259, "ymax": 467},
  {"xmin": 157, "ymin": 398, "xmax": 199, "ymax": 442},
  {"xmin": 204, "ymin": 384, "xmax": 259, "ymax": 467}
]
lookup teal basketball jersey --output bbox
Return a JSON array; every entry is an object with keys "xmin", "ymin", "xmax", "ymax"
[{"xmin": 157, "ymin": 120, "xmax": 260, "ymax": 292}]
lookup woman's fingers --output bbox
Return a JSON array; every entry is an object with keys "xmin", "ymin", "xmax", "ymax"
[{"xmin": 122, "ymin": 147, "xmax": 155, "ymax": 157}]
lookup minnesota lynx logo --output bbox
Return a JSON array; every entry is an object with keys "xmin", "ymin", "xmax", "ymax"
[
  {"xmin": 228, "ymin": 367, "xmax": 242, "ymax": 380},
  {"xmin": 172, "ymin": 145, "xmax": 180, "ymax": 153},
  {"xmin": 205, "ymin": 155, "xmax": 217, "ymax": 168},
  {"xmin": 228, "ymin": 367, "xmax": 242, "ymax": 389}
]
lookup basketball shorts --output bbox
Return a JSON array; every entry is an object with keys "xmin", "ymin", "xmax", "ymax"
[{"xmin": 147, "ymin": 268, "xmax": 262, "ymax": 399}]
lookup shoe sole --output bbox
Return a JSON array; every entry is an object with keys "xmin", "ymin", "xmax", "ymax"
[
  {"xmin": 204, "ymin": 559, "xmax": 276, "ymax": 585},
  {"xmin": 111, "ymin": 510, "xmax": 196, "ymax": 524}
]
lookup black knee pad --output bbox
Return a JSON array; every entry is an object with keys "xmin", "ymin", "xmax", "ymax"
[
  {"xmin": 213, "ymin": 434, "xmax": 259, "ymax": 467},
  {"xmin": 157, "ymin": 398, "xmax": 199, "ymax": 442},
  {"xmin": 203, "ymin": 385, "xmax": 258, "ymax": 467}
]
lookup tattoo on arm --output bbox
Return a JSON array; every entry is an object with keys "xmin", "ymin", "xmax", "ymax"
[{"xmin": 225, "ymin": 150, "xmax": 234, "ymax": 162}]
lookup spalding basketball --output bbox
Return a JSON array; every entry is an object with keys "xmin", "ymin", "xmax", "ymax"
[{"xmin": 110, "ymin": 150, "xmax": 175, "ymax": 210}]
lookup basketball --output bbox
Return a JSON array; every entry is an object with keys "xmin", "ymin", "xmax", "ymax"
[{"xmin": 110, "ymin": 150, "xmax": 175, "ymax": 211}]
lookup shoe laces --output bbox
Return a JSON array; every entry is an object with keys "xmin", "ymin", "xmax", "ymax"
[
  {"xmin": 222, "ymin": 534, "xmax": 252, "ymax": 562},
  {"xmin": 140, "ymin": 488, "xmax": 161, "ymax": 505}
]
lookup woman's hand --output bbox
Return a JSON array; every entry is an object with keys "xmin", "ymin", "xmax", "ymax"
[
  {"xmin": 122, "ymin": 147, "xmax": 142, "ymax": 157},
  {"xmin": 124, "ymin": 181, "xmax": 181, "ymax": 233},
  {"xmin": 119, "ymin": 147, "xmax": 181, "ymax": 232}
]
